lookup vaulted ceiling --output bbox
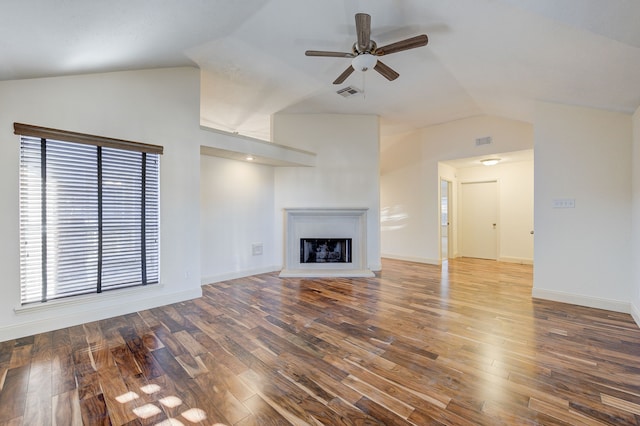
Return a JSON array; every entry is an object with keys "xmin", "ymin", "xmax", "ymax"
[{"xmin": 2, "ymin": 0, "xmax": 639, "ymax": 141}]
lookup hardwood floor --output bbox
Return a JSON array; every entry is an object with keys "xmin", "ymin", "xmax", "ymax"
[{"xmin": 1, "ymin": 257, "xmax": 640, "ymax": 425}]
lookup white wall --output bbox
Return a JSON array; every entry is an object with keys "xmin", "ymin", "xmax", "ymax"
[
  {"xmin": 533, "ymin": 102, "xmax": 632, "ymax": 312},
  {"xmin": 0, "ymin": 67, "xmax": 235, "ymax": 340},
  {"xmin": 455, "ymin": 158, "xmax": 534, "ymax": 263},
  {"xmin": 631, "ymin": 106, "xmax": 640, "ymax": 325},
  {"xmin": 381, "ymin": 115, "xmax": 534, "ymax": 264},
  {"xmin": 272, "ymin": 114, "xmax": 381, "ymax": 270},
  {"xmin": 200, "ymin": 155, "xmax": 278, "ymax": 283}
]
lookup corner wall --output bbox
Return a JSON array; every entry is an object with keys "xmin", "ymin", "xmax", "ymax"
[
  {"xmin": 0, "ymin": 67, "xmax": 236, "ymax": 340},
  {"xmin": 632, "ymin": 106, "xmax": 640, "ymax": 325},
  {"xmin": 454, "ymin": 158, "xmax": 534, "ymax": 263},
  {"xmin": 380, "ymin": 115, "xmax": 534, "ymax": 264},
  {"xmin": 533, "ymin": 102, "xmax": 632, "ymax": 312},
  {"xmin": 200, "ymin": 155, "xmax": 278, "ymax": 283}
]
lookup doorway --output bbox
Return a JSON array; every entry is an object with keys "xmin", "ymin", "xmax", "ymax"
[
  {"xmin": 460, "ymin": 180, "xmax": 498, "ymax": 260},
  {"xmin": 440, "ymin": 179, "xmax": 452, "ymax": 260}
]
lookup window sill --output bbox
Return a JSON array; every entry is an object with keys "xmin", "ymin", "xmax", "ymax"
[{"xmin": 14, "ymin": 283, "xmax": 164, "ymax": 315}]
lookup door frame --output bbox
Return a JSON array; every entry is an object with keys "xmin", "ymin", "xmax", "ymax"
[{"xmin": 439, "ymin": 178, "xmax": 452, "ymax": 261}]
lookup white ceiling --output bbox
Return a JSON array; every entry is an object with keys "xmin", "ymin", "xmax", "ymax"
[{"xmin": 2, "ymin": 0, "xmax": 640, "ymax": 141}]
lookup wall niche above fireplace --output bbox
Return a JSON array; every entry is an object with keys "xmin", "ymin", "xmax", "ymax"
[{"xmin": 280, "ymin": 208, "xmax": 373, "ymax": 278}]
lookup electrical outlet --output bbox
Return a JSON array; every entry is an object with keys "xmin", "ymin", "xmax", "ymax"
[
  {"xmin": 252, "ymin": 243, "xmax": 263, "ymax": 256},
  {"xmin": 552, "ymin": 198, "xmax": 575, "ymax": 208}
]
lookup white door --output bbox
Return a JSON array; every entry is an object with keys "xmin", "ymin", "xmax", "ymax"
[{"xmin": 461, "ymin": 180, "xmax": 498, "ymax": 260}]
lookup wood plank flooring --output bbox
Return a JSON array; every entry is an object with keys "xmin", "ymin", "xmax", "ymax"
[{"xmin": 1, "ymin": 257, "xmax": 640, "ymax": 425}]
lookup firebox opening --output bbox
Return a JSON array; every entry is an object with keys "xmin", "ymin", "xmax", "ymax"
[{"xmin": 300, "ymin": 238, "xmax": 352, "ymax": 263}]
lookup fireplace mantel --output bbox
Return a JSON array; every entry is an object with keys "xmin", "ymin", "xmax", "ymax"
[{"xmin": 280, "ymin": 208, "xmax": 374, "ymax": 278}]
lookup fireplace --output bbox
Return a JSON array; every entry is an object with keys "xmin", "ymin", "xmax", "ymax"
[
  {"xmin": 280, "ymin": 208, "xmax": 374, "ymax": 277},
  {"xmin": 300, "ymin": 238, "xmax": 352, "ymax": 263}
]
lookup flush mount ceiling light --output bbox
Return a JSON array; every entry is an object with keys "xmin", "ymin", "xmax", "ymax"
[
  {"xmin": 481, "ymin": 158, "xmax": 501, "ymax": 166},
  {"xmin": 351, "ymin": 53, "xmax": 377, "ymax": 72},
  {"xmin": 245, "ymin": 155, "xmax": 254, "ymax": 161}
]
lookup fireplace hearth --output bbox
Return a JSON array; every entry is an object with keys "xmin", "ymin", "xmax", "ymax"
[{"xmin": 300, "ymin": 238, "xmax": 352, "ymax": 263}]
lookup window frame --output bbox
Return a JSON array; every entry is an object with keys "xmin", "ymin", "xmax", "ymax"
[{"xmin": 15, "ymin": 123, "xmax": 163, "ymax": 305}]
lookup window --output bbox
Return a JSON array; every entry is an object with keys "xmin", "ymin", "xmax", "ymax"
[{"xmin": 16, "ymin": 123, "xmax": 163, "ymax": 305}]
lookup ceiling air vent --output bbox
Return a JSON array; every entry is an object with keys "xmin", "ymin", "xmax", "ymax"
[
  {"xmin": 336, "ymin": 86, "xmax": 362, "ymax": 98},
  {"xmin": 475, "ymin": 136, "xmax": 492, "ymax": 146}
]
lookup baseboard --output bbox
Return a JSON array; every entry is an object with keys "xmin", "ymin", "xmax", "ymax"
[
  {"xmin": 498, "ymin": 256, "xmax": 534, "ymax": 265},
  {"xmin": 381, "ymin": 253, "xmax": 441, "ymax": 265},
  {"xmin": 381, "ymin": 254, "xmax": 532, "ymax": 266},
  {"xmin": 1, "ymin": 287, "xmax": 202, "ymax": 342},
  {"xmin": 532, "ymin": 288, "xmax": 630, "ymax": 314},
  {"xmin": 631, "ymin": 301, "xmax": 640, "ymax": 328},
  {"xmin": 201, "ymin": 265, "xmax": 281, "ymax": 285}
]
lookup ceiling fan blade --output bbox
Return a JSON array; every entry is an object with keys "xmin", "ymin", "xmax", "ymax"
[
  {"xmin": 375, "ymin": 34, "xmax": 428, "ymax": 56},
  {"xmin": 306, "ymin": 50, "xmax": 354, "ymax": 58},
  {"xmin": 374, "ymin": 61, "xmax": 399, "ymax": 81},
  {"xmin": 355, "ymin": 13, "xmax": 371, "ymax": 51},
  {"xmin": 333, "ymin": 66, "xmax": 355, "ymax": 84}
]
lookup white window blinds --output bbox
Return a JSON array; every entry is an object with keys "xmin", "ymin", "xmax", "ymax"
[{"xmin": 17, "ymin": 124, "xmax": 161, "ymax": 305}]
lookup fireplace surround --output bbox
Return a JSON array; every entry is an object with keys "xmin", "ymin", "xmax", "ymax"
[{"xmin": 280, "ymin": 208, "xmax": 374, "ymax": 277}]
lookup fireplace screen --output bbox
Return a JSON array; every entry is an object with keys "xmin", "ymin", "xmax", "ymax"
[{"xmin": 300, "ymin": 238, "xmax": 352, "ymax": 263}]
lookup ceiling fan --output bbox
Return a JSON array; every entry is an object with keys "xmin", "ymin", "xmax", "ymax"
[{"xmin": 305, "ymin": 13, "xmax": 428, "ymax": 85}]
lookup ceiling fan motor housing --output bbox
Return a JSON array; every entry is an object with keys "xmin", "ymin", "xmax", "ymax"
[{"xmin": 352, "ymin": 41, "xmax": 377, "ymax": 55}]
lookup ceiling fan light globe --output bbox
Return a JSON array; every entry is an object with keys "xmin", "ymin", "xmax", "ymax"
[{"xmin": 352, "ymin": 53, "xmax": 377, "ymax": 72}]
